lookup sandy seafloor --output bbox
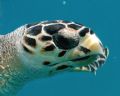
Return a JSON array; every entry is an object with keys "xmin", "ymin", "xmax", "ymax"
[{"xmin": 0, "ymin": 0, "xmax": 120, "ymax": 96}]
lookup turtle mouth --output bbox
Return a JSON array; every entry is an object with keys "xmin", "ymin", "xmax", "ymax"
[
  {"xmin": 47, "ymin": 55, "xmax": 92, "ymax": 67},
  {"xmin": 70, "ymin": 56, "xmax": 90, "ymax": 62},
  {"xmin": 47, "ymin": 55, "xmax": 94, "ymax": 72},
  {"xmin": 45, "ymin": 54, "xmax": 101, "ymax": 72}
]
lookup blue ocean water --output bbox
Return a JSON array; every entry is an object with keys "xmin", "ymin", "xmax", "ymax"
[{"xmin": 0, "ymin": 0, "xmax": 119, "ymax": 96}]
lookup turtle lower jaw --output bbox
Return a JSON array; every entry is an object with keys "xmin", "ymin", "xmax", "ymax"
[
  {"xmin": 46, "ymin": 55, "xmax": 89, "ymax": 66},
  {"xmin": 53, "ymin": 54, "xmax": 101, "ymax": 72}
]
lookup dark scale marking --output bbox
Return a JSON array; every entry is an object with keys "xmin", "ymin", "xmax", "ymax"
[
  {"xmin": 80, "ymin": 46, "xmax": 91, "ymax": 54},
  {"xmin": 90, "ymin": 29, "xmax": 94, "ymax": 34},
  {"xmin": 68, "ymin": 24, "xmax": 82, "ymax": 30},
  {"xmin": 56, "ymin": 65, "xmax": 69, "ymax": 70},
  {"xmin": 24, "ymin": 36, "xmax": 36, "ymax": 47},
  {"xmin": 71, "ymin": 56, "xmax": 90, "ymax": 62},
  {"xmin": 43, "ymin": 61, "xmax": 51, "ymax": 65},
  {"xmin": 41, "ymin": 20, "xmax": 58, "ymax": 24},
  {"xmin": 99, "ymin": 54, "xmax": 106, "ymax": 59},
  {"xmin": 40, "ymin": 36, "xmax": 52, "ymax": 41},
  {"xmin": 98, "ymin": 60, "xmax": 105, "ymax": 65},
  {"xmin": 93, "ymin": 62, "xmax": 99, "ymax": 68},
  {"xmin": 104, "ymin": 48, "xmax": 108, "ymax": 57},
  {"xmin": 26, "ymin": 23, "xmax": 39, "ymax": 28},
  {"xmin": 79, "ymin": 28, "xmax": 89, "ymax": 37},
  {"xmin": 44, "ymin": 44, "xmax": 55, "ymax": 51},
  {"xmin": 22, "ymin": 44, "xmax": 33, "ymax": 54},
  {"xmin": 44, "ymin": 24, "xmax": 65, "ymax": 35},
  {"xmin": 90, "ymin": 66, "xmax": 96, "ymax": 72},
  {"xmin": 58, "ymin": 51, "xmax": 66, "ymax": 57},
  {"xmin": 27, "ymin": 25, "xmax": 42, "ymax": 36}
]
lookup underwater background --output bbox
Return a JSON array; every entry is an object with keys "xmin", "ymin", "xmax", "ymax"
[{"xmin": 0, "ymin": 0, "xmax": 119, "ymax": 96}]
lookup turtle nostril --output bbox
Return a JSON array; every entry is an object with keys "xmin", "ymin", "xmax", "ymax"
[{"xmin": 53, "ymin": 33, "xmax": 79, "ymax": 50}]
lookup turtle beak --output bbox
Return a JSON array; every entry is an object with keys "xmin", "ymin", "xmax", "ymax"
[
  {"xmin": 70, "ymin": 34, "xmax": 105, "ymax": 59},
  {"xmin": 70, "ymin": 34, "xmax": 109, "ymax": 72},
  {"xmin": 80, "ymin": 34, "xmax": 104, "ymax": 56}
]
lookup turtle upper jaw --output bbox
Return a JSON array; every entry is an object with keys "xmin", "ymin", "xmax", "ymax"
[{"xmin": 79, "ymin": 34, "xmax": 104, "ymax": 55}]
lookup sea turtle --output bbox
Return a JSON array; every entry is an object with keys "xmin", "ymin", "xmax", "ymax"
[{"xmin": 0, "ymin": 20, "xmax": 109, "ymax": 96}]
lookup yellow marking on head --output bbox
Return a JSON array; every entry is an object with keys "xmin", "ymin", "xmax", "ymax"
[
  {"xmin": 71, "ymin": 49, "xmax": 85, "ymax": 57},
  {"xmin": 81, "ymin": 34, "xmax": 103, "ymax": 54}
]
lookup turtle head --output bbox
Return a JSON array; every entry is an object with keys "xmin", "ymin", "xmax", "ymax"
[{"xmin": 18, "ymin": 20, "xmax": 109, "ymax": 78}]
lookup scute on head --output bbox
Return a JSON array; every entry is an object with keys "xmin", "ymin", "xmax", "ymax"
[{"xmin": 44, "ymin": 24, "xmax": 65, "ymax": 35}]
